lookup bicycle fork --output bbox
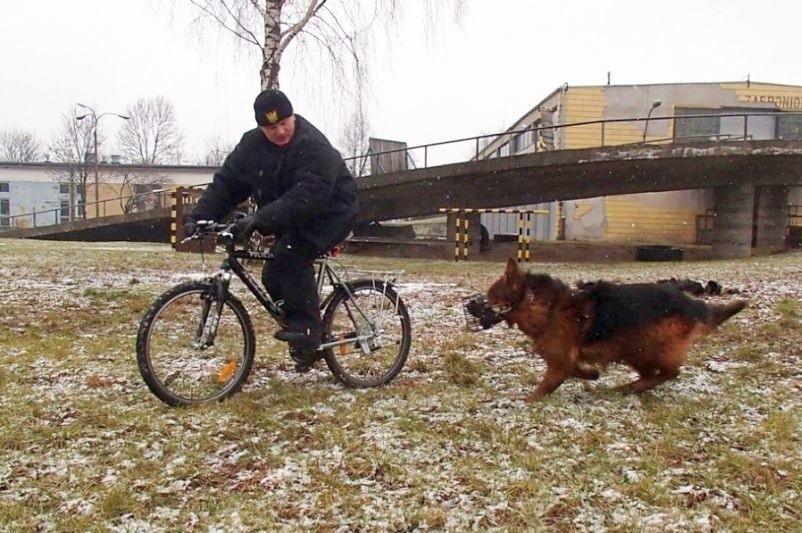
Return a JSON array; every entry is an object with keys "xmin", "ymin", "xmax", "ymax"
[{"xmin": 193, "ymin": 273, "xmax": 231, "ymax": 349}]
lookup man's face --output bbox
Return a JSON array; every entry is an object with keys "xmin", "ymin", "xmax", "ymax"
[{"xmin": 260, "ymin": 115, "xmax": 296, "ymax": 146}]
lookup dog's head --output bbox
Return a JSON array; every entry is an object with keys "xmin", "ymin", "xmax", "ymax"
[
  {"xmin": 487, "ymin": 258, "xmax": 525, "ymax": 310},
  {"xmin": 487, "ymin": 258, "xmax": 573, "ymax": 330}
]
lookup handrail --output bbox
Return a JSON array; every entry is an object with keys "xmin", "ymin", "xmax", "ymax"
[
  {"xmin": 343, "ymin": 111, "xmax": 802, "ymax": 167},
  {"xmin": 0, "ymin": 186, "xmax": 203, "ymax": 231},
  {"xmin": 3, "ymin": 111, "xmax": 801, "ymax": 231}
]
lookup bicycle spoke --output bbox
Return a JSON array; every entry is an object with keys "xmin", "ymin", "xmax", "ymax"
[
  {"xmin": 137, "ymin": 282, "xmax": 255, "ymax": 406},
  {"xmin": 322, "ymin": 280, "xmax": 410, "ymax": 388}
]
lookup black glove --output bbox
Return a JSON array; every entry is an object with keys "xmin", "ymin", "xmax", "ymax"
[
  {"xmin": 183, "ymin": 220, "xmax": 197, "ymax": 238},
  {"xmin": 232, "ymin": 215, "xmax": 256, "ymax": 243}
]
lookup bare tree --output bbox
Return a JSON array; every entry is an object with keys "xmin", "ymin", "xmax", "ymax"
[
  {"xmin": 113, "ymin": 169, "xmax": 171, "ymax": 213},
  {"xmin": 117, "ymin": 96, "xmax": 184, "ymax": 165},
  {"xmin": 0, "ymin": 129, "xmax": 41, "ymax": 162},
  {"xmin": 339, "ymin": 109, "xmax": 371, "ymax": 177},
  {"xmin": 48, "ymin": 107, "xmax": 105, "ymax": 219},
  {"xmin": 203, "ymin": 136, "xmax": 235, "ymax": 166},
  {"xmin": 185, "ymin": 1, "xmax": 464, "ymax": 112}
]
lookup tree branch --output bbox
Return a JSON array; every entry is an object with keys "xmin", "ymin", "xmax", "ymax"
[
  {"xmin": 187, "ymin": 0, "xmax": 260, "ymax": 47},
  {"xmin": 280, "ymin": 0, "xmax": 326, "ymax": 49}
]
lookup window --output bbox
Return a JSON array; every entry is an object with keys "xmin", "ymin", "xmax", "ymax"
[
  {"xmin": 0, "ymin": 182, "xmax": 9, "ymax": 193},
  {"xmin": 778, "ymin": 114, "xmax": 802, "ymax": 140},
  {"xmin": 59, "ymin": 183, "xmax": 70, "ymax": 194},
  {"xmin": 0, "ymin": 198, "xmax": 9, "ymax": 227},
  {"xmin": 674, "ymin": 108, "xmax": 720, "ymax": 142},
  {"xmin": 497, "ymin": 142, "xmax": 510, "ymax": 157},
  {"xmin": 512, "ymin": 127, "xmax": 533, "ymax": 153},
  {"xmin": 60, "ymin": 200, "xmax": 71, "ymax": 219}
]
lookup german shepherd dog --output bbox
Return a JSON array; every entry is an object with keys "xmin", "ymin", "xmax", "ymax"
[{"xmin": 485, "ymin": 258, "xmax": 747, "ymax": 400}]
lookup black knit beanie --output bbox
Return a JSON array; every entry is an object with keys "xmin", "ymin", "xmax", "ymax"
[{"xmin": 254, "ymin": 89, "xmax": 293, "ymax": 126}]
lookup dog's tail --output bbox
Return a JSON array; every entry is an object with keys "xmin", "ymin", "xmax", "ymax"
[{"xmin": 708, "ymin": 300, "xmax": 748, "ymax": 327}]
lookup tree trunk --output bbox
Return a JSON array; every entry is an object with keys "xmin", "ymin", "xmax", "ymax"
[{"xmin": 262, "ymin": 1, "xmax": 284, "ymax": 89}]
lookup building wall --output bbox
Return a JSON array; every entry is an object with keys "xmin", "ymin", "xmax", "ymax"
[
  {"xmin": 566, "ymin": 190, "xmax": 712, "ymax": 244},
  {"xmin": 559, "ymin": 82, "xmax": 802, "ymax": 244},
  {"xmin": 472, "ymin": 81, "xmax": 802, "ymax": 246},
  {"xmin": 1, "ymin": 181, "xmax": 61, "ymax": 227},
  {"xmin": 0, "ymin": 163, "xmax": 216, "ymax": 226}
]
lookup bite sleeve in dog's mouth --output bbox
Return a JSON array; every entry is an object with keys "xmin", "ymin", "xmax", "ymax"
[{"xmin": 461, "ymin": 294, "xmax": 504, "ymax": 331}]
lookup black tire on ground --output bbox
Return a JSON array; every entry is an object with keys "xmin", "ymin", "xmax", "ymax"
[
  {"xmin": 136, "ymin": 281, "xmax": 256, "ymax": 407},
  {"xmin": 321, "ymin": 279, "xmax": 411, "ymax": 388},
  {"xmin": 635, "ymin": 245, "xmax": 684, "ymax": 262}
]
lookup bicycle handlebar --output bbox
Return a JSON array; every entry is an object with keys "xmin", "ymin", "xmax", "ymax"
[{"xmin": 180, "ymin": 220, "xmax": 236, "ymax": 244}]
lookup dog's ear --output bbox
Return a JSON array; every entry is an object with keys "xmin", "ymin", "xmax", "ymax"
[{"xmin": 504, "ymin": 257, "xmax": 520, "ymax": 281}]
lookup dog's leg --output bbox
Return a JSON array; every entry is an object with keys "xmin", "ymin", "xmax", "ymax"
[
  {"xmin": 525, "ymin": 367, "xmax": 569, "ymax": 402},
  {"xmin": 566, "ymin": 346, "xmax": 600, "ymax": 380},
  {"xmin": 616, "ymin": 366, "xmax": 680, "ymax": 393},
  {"xmin": 572, "ymin": 362, "xmax": 600, "ymax": 380}
]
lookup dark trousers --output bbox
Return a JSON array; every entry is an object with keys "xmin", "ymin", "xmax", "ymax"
[{"xmin": 262, "ymin": 233, "xmax": 322, "ymax": 341}]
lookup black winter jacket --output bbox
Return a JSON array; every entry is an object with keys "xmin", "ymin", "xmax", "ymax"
[{"xmin": 190, "ymin": 115, "xmax": 358, "ymax": 250}]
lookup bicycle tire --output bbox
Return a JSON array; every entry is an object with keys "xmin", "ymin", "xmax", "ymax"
[
  {"xmin": 321, "ymin": 279, "xmax": 411, "ymax": 388},
  {"xmin": 136, "ymin": 281, "xmax": 256, "ymax": 407}
]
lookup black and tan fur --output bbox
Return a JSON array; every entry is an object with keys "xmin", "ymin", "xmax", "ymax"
[{"xmin": 486, "ymin": 258, "xmax": 747, "ymax": 401}]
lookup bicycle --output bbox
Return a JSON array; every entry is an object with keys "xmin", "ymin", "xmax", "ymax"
[{"xmin": 136, "ymin": 220, "xmax": 411, "ymax": 407}]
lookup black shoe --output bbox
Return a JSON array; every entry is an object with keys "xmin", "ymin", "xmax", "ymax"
[
  {"xmin": 289, "ymin": 347, "xmax": 323, "ymax": 373},
  {"xmin": 274, "ymin": 329, "xmax": 318, "ymax": 348}
]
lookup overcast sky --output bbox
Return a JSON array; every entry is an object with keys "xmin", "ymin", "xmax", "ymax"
[{"xmin": 2, "ymin": 0, "xmax": 802, "ymax": 165}]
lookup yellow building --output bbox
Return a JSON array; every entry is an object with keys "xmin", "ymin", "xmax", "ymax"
[{"xmin": 477, "ymin": 81, "xmax": 802, "ymax": 245}]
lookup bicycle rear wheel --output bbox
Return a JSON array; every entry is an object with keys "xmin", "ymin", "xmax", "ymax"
[
  {"xmin": 136, "ymin": 281, "xmax": 255, "ymax": 407},
  {"xmin": 321, "ymin": 279, "xmax": 411, "ymax": 387}
]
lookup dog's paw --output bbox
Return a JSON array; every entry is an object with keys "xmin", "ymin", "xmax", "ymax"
[
  {"xmin": 575, "ymin": 362, "xmax": 600, "ymax": 380},
  {"xmin": 522, "ymin": 391, "xmax": 546, "ymax": 403}
]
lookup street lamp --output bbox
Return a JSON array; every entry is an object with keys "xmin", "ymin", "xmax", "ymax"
[
  {"xmin": 76, "ymin": 103, "xmax": 130, "ymax": 218},
  {"xmin": 642, "ymin": 100, "xmax": 662, "ymax": 143}
]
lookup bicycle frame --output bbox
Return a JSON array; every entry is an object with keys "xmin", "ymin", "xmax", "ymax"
[{"xmin": 198, "ymin": 229, "xmax": 391, "ymax": 353}]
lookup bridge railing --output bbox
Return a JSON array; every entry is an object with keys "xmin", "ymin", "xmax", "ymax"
[
  {"xmin": 342, "ymin": 111, "xmax": 802, "ymax": 170},
  {"xmin": 3, "ymin": 112, "xmax": 800, "ymax": 232}
]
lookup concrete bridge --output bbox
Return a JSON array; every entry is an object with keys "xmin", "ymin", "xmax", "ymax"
[
  {"xmin": 4, "ymin": 139, "xmax": 802, "ymax": 258},
  {"xmin": 357, "ymin": 139, "xmax": 802, "ymax": 258}
]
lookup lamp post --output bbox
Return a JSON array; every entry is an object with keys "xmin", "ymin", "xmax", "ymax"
[
  {"xmin": 642, "ymin": 100, "xmax": 662, "ymax": 143},
  {"xmin": 76, "ymin": 103, "xmax": 129, "ymax": 218}
]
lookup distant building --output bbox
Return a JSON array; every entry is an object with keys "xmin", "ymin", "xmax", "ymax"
[
  {"xmin": 0, "ymin": 162, "xmax": 214, "ymax": 228},
  {"xmin": 475, "ymin": 81, "xmax": 802, "ymax": 245}
]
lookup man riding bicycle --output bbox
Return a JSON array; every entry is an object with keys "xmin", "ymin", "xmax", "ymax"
[{"xmin": 186, "ymin": 89, "xmax": 359, "ymax": 371}]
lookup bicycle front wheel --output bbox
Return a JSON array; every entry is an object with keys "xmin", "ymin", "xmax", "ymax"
[
  {"xmin": 136, "ymin": 281, "xmax": 255, "ymax": 407},
  {"xmin": 321, "ymin": 279, "xmax": 411, "ymax": 388}
]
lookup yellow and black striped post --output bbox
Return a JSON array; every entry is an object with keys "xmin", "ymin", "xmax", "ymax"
[
  {"xmin": 170, "ymin": 189, "xmax": 179, "ymax": 249},
  {"xmin": 172, "ymin": 186, "xmax": 216, "ymax": 253},
  {"xmin": 516, "ymin": 211, "xmax": 532, "ymax": 262},
  {"xmin": 453, "ymin": 211, "xmax": 461, "ymax": 261},
  {"xmin": 460, "ymin": 216, "xmax": 469, "ymax": 261},
  {"xmin": 440, "ymin": 207, "xmax": 548, "ymax": 262}
]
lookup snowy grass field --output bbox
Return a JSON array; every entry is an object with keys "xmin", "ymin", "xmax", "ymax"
[{"xmin": 0, "ymin": 239, "xmax": 800, "ymax": 531}]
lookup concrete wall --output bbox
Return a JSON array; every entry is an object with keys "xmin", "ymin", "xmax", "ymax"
[{"xmin": 565, "ymin": 190, "xmax": 712, "ymax": 244}]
